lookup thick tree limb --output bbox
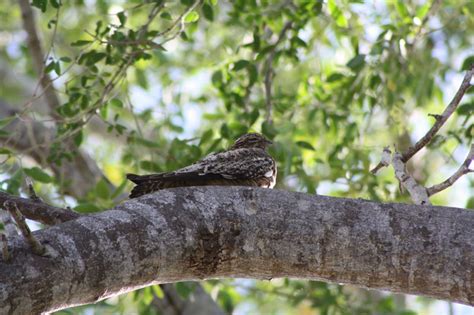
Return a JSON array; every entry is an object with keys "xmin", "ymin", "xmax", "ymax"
[
  {"xmin": 0, "ymin": 186, "xmax": 472, "ymax": 314},
  {"xmin": 0, "ymin": 100, "xmax": 220, "ymax": 312}
]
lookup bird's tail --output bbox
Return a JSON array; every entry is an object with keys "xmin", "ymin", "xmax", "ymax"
[{"xmin": 126, "ymin": 173, "xmax": 164, "ymax": 198}]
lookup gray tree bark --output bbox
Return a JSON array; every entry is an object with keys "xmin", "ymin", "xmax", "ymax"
[{"xmin": 0, "ymin": 186, "xmax": 472, "ymax": 314}]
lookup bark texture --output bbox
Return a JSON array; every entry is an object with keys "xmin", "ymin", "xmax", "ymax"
[{"xmin": 0, "ymin": 187, "xmax": 472, "ymax": 314}]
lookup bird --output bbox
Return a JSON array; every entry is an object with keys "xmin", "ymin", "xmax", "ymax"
[{"xmin": 126, "ymin": 133, "xmax": 277, "ymax": 198}]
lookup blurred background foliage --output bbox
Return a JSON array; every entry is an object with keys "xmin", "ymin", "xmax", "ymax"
[{"xmin": 0, "ymin": 0, "xmax": 473, "ymax": 314}]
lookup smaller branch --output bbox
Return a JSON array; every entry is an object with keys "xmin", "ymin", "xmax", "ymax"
[
  {"xmin": 0, "ymin": 209, "xmax": 18, "ymax": 237},
  {"xmin": 156, "ymin": 0, "xmax": 202, "ymax": 39},
  {"xmin": 370, "ymin": 146, "xmax": 392, "ymax": 174},
  {"xmin": 392, "ymin": 153, "xmax": 431, "ymax": 205},
  {"xmin": 401, "ymin": 65, "xmax": 474, "ymax": 162},
  {"xmin": 26, "ymin": 177, "xmax": 41, "ymax": 203},
  {"xmin": 18, "ymin": 0, "xmax": 61, "ymax": 117},
  {"xmin": 1, "ymin": 233, "xmax": 11, "ymax": 262},
  {"xmin": 427, "ymin": 144, "xmax": 474, "ymax": 196},
  {"xmin": 0, "ymin": 192, "xmax": 80, "ymax": 226},
  {"xmin": 263, "ymin": 21, "xmax": 293, "ymax": 124},
  {"xmin": 3, "ymin": 201, "xmax": 45, "ymax": 256}
]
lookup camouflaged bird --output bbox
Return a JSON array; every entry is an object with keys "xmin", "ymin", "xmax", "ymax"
[{"xmin": 127, "ymin": 133, "xmax": 276, "ymax": 198}]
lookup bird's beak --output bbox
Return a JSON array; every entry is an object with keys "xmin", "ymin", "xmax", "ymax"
[{"xmin": 266, "ymin": 139, "xmax": 273, "ymax": 145}]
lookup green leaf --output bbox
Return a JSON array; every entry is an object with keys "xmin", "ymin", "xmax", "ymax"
[
  {"xmin": 134, "ymin": 137, "xmax": 160, "ymax": 148},
  {"xmin": 71, "ymin": 40, "xmax": 92, "ymax": 46},
  {"xmin": 296, "ymin": 141, "xmax": 315, "ymax": 151},
  {"xmin": 327, "ymin": 73, "xmax": 345, "ymax": 82},
  {"xmin": 415, "ymin": 2, "xmax": 430, "ymax": 19},
  {"xmin": 117, "ymin": 11, "xmax": 127, "ymax": 27},
  {"xmin": 210, "ymin": 0, "xmax": 218, "ymax": 5},
  {"xmin": 59, "ymin": 56, "xmax": 72, "ymax": 62},
  {"xmin": 73, "ymin": 130, "xmax": 83, "ymax": 146},
  {"xmin": 346, "ymin": 54, "xmax": 366, "ymax": 71},
  {"xmin": 199, "ymin": 129, "xmax": 214, "ymax": 145},
  {"xmin": 74, "ymin": 203, "xmax": 102, "ymax": 213},
  {"xmin": 110, "ymin": 98, "xmax": 124, "ymax": 108},
  {"xmin": 160, "ymin": 12, "xmax": 172, "ymax": 20},
  {"xmin": 202, "ymin": 4, "xmax": 214, "ymax": 21},
  {"xmin": 457, "ymin": 102, "xmax": 474, "ymax": 115},
  {"xmin": 233, "ymin": 59, "xmax": 249, "ymax": 71},
  {"xmin": 184, "ymin": 11, "xmax": 199, "ymax": 23},
  {"xmin": 32, "ymin": 0, "xmax": 47, "ymax": 12},
  {"xmin": 49, "ymin": 0, "xmax": 61, "ymax": 9},
  {"xmin": 45, "ymin": 61, "xmax": 56, "ymax": 74},
  {"xmin": 152, "ymin": 285, "xmax": 164, "ymax": 299},
  {"xmin": 248, "ymin": 63, "xmax": 258, "ymax": 85},
  {"xmin": 395, "ymin": 0, "xmax": 410, "ymax": 19},
  {"xmin": 0, "ymin": 148, "xmax": 11, "ymax": 155},
  {"xmin": 86, "ymin": 52, "xmax": 106, "ymax": 66},
  {"xmin": 0, "ymin": 116, "xmax": 15, "ymax": 128},
  {"xmin": 54, "ymin": 61, "xmax": 61, "ymax": 75},
  {"xmin": 140, "ymin": 160, "xmax": 162, "ymax": 172},
  {"xmin": 461, "ymin": 55, "xmax": 474, "ymax": 71},
  {"xmin": 328, "ymin": 0, "xmax": 348, "ymax": 27},
  {"xmin": 175, "ymin": 282, "xmax": 196, "ymax": 299},
  {"xmin": 100, "ymin": 103, "xmax": 108, "ymax": 120},
  {"xmin": 135, "ymin": 68, "xmax": 149, "ymax": 89},
  {"xmin": 0, "ymin": 130, "xmax": 9, "ymax": 138},
  {"xmin": 96, "ymin": 178, "xmax": 110, "ymax": 199},
  {"xmin": 24, "ymin": 167, "xmax": 53, "ymax": 183}
]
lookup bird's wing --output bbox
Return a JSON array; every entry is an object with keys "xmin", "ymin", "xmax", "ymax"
[
  {"xmin": 173, "ymin": 148, "xmax": 274, "ymax": 180},
  {"xmin": 128, "ymin": 148, "xmax": 274, "ymax": 183}
]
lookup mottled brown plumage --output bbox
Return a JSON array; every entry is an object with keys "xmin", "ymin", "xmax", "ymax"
[{"xmin": 127, "ymin": 133, "xmax": 276, "ymax": 198}]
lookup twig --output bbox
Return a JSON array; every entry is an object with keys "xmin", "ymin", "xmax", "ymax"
[
  {"xmin": 26, "ymin": 177, "xmax": 42, "ymax": 202},
  {"xmin": 0, "ymin": 209, "xmax": 18, "ymax": 237},
  {"xmin": 410, "ymin": 0, "xmax": 442, "ymax": 49},
  {"xmin": 18, "ymin": 0, "xmax": 61, "ymax": 117},
  {"xmin": 0, "ymin": 192, "xmax": 80, "ymax": 226},
  {"xmin": 370, "ymin": 146, "xmax": 392, "ymax": 174},
  {"xmin": 4, "ymin": 200, "xmax": 45, "ymax": 256},
  {"xmin": 1, "ymin": 233, "xmax": 10, "ymax": 262},
  {"xmin": 158, "ymin": 0, "xmax": 203, "ymax": 45},
  {"xmin": 401, "ymin": 65, "xmax": 474, "ymax": 162},
  {"xmin": 427, "ymin": 144, "xmax": 474, "ymax": 196},
  {"xmin": 392, "ymin": 153, "xmax": 431, "ymax": 205},
  {"xmin": 263, "ymin": 21, "xmax": 293, "ymax": 124}
]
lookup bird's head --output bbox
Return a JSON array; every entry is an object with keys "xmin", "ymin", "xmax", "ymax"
[{"xmin": 229, "ymin": 133, "xmax": 273, "ymax": 150}]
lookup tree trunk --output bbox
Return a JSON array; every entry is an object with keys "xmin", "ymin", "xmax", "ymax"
[{"xmin": 0, "ymin": 186, "xmax": 472, "ymax": 314}]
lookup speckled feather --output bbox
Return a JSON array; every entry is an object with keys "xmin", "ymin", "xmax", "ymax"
[{"xmin": 127, "ymin": 133, "xmax": 277, "ymax": 198}]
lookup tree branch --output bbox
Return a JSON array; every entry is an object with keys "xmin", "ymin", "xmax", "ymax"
[
  {"xmin": 392, "ymin": 153, "xmax": 431, "ymax": 205},
  {"xmin": 18, "ymin": 0, "xmax": 61, "ymax": 116},
  {"xmin": 0, "ymin": 192, "xmax": 80, "ymax": 226},
  {"xmin": 264, "ymin": 21, "xmax": 293, "ymax": 124},
  {"xmin": 401, "ymin": 65, "xmax": 474, "ymax": 162},
  {"xmin": 0, "ymin": 186, "xmax": 472, "ymax": 314},
  {"xmin": 372, "ymin": 66, "xmax": 473, "ymax": 174},
  {"xmin": 0, "ymin": 100, "xmax": 110, "ymax": 198},
  {"xmin": 427, "ymin": 144, "xmax": 474, "ymax": 196},
  {"xmin": 3, "ymin": 200, "xmax": 45, "ymax": 256}
]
